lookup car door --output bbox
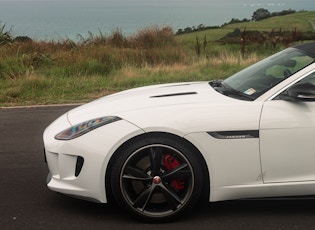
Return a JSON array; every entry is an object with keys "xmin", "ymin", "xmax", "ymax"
[{"xmin": 260, "ymin": 71, "xmax": 315, "ymax": 183}]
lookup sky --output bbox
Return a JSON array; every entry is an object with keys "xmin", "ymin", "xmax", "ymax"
[
  {"xmin": 0, "ymin": 0, "xmax": 307, "ymax": 1},
  {"xmin": 0, "ymin": 0, "xmax": 314, "ymax": 6}
]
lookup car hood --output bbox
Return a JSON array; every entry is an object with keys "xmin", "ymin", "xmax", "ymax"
[
  {"xmin": 66, "ymin": 81, "xmax": 263, "ymax": 134},
  {"xmin": 68, "ymin": 82, "xmax": 224, "ymax": 123}
]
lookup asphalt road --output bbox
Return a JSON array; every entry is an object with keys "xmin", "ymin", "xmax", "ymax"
[{"xmin": 1, "ymin": 105, "xmax": 315, "ymax": 230}]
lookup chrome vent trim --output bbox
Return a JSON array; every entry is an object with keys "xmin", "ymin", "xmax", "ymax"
[
  {"xmin": 208, "ymin": 130, "xmax": 259, "ymax": 139},
  {"xmin": 150, "ymin": 92, "xmax": 197, "ymax": 98}
]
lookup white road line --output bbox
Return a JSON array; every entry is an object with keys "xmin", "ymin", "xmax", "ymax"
[{"xmin": 0, "ymin": 103, "xmax": 83, "ymax": 109}]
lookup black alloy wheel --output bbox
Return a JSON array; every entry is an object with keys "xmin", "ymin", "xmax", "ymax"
[{"xmin": 110, "ymin": 134, "xmax": 205, "ymax": 222}]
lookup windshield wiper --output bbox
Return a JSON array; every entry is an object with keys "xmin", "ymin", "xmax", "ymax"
[
  {"xmin": 220, "ymin": 88, "xmax": 254, "ymax": 101},
  {"xmin": 209, "ymin": 80, "xmax": 224, "ymax": 88},
  {"xmin": 210, "ymin": 80, "xmax": 253, "ymax": 101}
]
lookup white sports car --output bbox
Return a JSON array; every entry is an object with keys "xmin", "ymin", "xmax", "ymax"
[{"xmin": 44, "ymin": 42, "xmax": 315, "ymax": 221}]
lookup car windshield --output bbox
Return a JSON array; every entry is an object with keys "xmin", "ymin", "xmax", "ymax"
[{"xmin": 214, "ymin": 48, "xmax": 315, "ymax": 101}]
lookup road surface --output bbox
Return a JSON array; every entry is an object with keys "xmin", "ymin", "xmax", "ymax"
[{"xmin": 1, "ymin": 105, "xmax": 315, "ymax": 229}]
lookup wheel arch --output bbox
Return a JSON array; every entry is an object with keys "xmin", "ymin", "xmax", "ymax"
[{"xmin": 104, "ymin": 131, "xmax": 210, "ymax": 204}]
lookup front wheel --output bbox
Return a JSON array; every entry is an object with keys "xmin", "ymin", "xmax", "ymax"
[{"xmin": 110, "ymin": 134, "xmax": 205, "ymax": 222}]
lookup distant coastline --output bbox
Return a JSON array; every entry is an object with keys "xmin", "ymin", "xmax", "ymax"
[{"xmin": 1, "ymin": 0, "xmax": 314, "ymax": 40}]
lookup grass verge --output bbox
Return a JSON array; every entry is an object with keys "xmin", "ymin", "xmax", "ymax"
[{"xmin": 1, "ymin": 12, "xmax": 314, "ymax": 107}]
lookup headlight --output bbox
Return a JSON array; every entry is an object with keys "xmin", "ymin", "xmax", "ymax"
[{"xmin": 55, "ymin": 116, "xmax": 121, "ymax": 140}]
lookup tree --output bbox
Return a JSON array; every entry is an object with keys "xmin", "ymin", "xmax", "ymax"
[{"xmin": 252, "ymin": 8, "xmax": 271, "ymax": 21}]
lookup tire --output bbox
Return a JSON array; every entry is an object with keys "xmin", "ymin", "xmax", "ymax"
[{"xmin": 110, "ymin": 133, "xmax": 205, "ymax": 222}]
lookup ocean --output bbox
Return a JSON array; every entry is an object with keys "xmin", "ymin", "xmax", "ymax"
[{"xmin": 1, "ymin": 0, "xmax": 315, "ymax": 41}]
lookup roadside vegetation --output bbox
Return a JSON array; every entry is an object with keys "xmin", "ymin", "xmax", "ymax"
[{"xmin": 1, "ymin": 10, "xmax": 315, "ymax": 106}]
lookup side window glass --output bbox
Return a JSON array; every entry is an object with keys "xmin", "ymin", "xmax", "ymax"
[
  {"xmin": 299, "ymin": 72, "xmax": 315, "ymax": 86},
  {"xmin": 275, "ymin": 71, "xmax": 315, "ymax": 101}
]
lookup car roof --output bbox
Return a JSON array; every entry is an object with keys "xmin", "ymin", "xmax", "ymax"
[{"xmin": 293, "ymin": 41, "xmax": 315, "ymax": 57}]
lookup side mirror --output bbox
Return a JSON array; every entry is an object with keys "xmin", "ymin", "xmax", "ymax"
[{"xmin": 284, "ymin": 82, "xmax": 315, "ymax": 101}]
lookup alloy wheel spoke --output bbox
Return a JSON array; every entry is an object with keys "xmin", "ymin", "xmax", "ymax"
[
  {"xmin": 123, "ymin": 165, "xmax": 151, "ymax": 181},
  {"xmin": 149, "ymin": 147, "xmax": 163, "ymax": 175},
  {"xmin": 160, "ymin": 184, "xmax": 183, "ymax": 210},
  {"xmin": 133, "ymin": 185, "xmax": 156, "ymax": 211},
  {"xmin": 162, "ymin": 163, "xmax": 191, "ymax": 181}
]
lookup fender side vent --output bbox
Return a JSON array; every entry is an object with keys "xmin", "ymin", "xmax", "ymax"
[{"xmin": 208, "ymin": 130, "xmax": 259, "ymax": 139}]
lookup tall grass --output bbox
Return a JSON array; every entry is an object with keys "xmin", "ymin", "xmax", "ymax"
[
  {"xmin": 0, "ymin": 24, "xmax": 13, "ymax": 45},
  {"xmin": 0, "ymin": 16, "xmax": 310, "ymax": 106},
  {"xmin": 1, "ymin": 26, "xmax": 187, "ymax": 80}
]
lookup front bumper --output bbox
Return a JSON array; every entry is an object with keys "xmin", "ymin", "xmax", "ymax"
[{"xmin": 43, "ymin": 114, "xmax": 144, "ymax": 203}]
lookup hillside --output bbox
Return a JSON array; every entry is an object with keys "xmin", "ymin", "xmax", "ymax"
[
  {"xmin": 224, "ymin": 11, "xmax": 315, "ymax": 32},
  {"xmin": 178, "ymin": 11, "xmax": 315, "ymax": 45}
]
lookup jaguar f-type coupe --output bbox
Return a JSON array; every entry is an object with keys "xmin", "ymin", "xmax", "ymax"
[{"xmin": 43, "ymin": 42, "xmax": 315, "ymax": 221}]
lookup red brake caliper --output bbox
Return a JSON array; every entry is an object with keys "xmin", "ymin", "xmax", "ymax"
[{"xmin": 164, "ymin": 154, "xmax": 185, "ymax": 190}]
